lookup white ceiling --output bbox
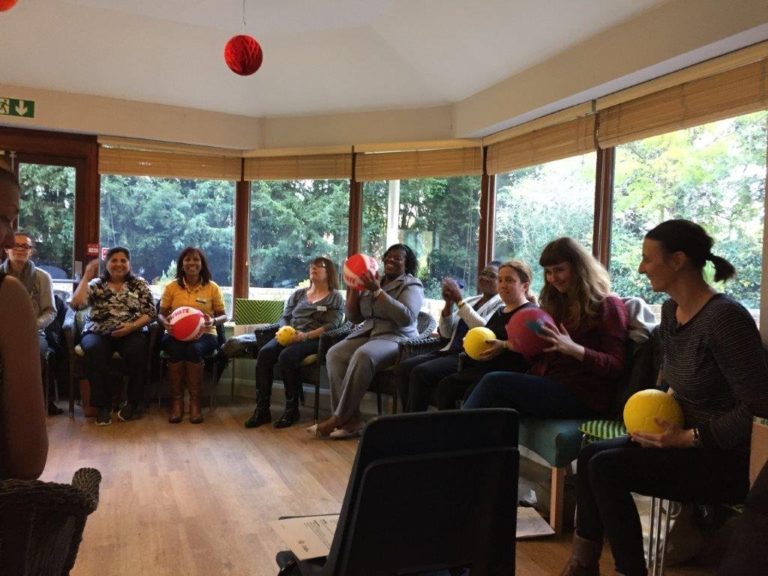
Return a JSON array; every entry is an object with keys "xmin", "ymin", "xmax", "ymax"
[{"xmin": 0, "ymin": 0, "xmax": 670, "ymax": 119}]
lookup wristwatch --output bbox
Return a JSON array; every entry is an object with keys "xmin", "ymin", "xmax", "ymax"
[{"xmin": 692, "ymin": 427, "xmax": 703, "ymax": 448}]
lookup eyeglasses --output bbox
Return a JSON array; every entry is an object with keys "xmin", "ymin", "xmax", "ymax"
[
  {"xmin": 310, "ymin": 262, "xmax": 327, "ymax": 269},
  {"xmin": 13, "ymin": 243, "xmax": 32, "ymax": 250}
]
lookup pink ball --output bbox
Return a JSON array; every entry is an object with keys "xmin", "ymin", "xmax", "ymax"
[
  {"xmin": 169, "ymin": 306, "xmax": 206, "ymax": 342},
  {"xmin": 224, "ymin": 35, "xmax": 263, "ymax": 76},
  {"xmin": 506, "ymin": 307, "xmax": 555, "ymax": 359},
  {"xmin": 343, "ymin": 253, "xmax": 379, "ymax": 291}
]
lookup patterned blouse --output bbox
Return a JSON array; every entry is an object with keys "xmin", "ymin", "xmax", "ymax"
[{"xmin": 84, "ymin": 276, "xmax": 156, "ymax": 335}]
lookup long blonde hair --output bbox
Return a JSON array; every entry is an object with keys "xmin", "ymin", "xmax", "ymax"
[{"xmin": 538, "ymin": 237, "xmax": 611, "ymax": 328}]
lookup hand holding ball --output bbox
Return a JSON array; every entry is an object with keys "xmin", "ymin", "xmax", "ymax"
[
  {"xmin": 463, "ymin": 327, "xmax": 497, "ymax": 361},
  {"xmin": 343, "ymin": 253, "xmax": 379, "ymax": 291},
  {"xmin": 276, "ymin": 325, "xmax": 297, "ymax": 346},
  {"xmin": 168, "ymin": 306, "xmax": 206, "ymax": 342},
  {"xmin": 623, "ymin": 389, "xmax": 684, "ymax": 435},
  {"xmin": 506, "ymin": 307, "xmax": 555, "ymax": 358}
]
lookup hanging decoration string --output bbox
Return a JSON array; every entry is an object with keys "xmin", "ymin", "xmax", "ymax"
[{"xmin": 224, "ymin": 0, "xmax": 263, "ymax": 76}]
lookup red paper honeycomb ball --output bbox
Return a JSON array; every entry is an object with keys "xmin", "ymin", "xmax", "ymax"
[{"xmin": 224, "ymin": 35, "xmax": 263, "ymax": 76}]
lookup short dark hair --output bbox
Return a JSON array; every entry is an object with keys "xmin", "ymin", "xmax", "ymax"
[
  {"xmin": 100, "ymin": 246, "xmax": 136, "ymax": 282},
  {"xmin": 645, "ymin": 219, "xmax": 735, "ymax": 282},
  {"xmin": 384, "ymin": 243, "xmax": 418, "ymax": 276},
  {"xmin": 176, "ymin": 246, "xmax": 213, "ymax": 286}
]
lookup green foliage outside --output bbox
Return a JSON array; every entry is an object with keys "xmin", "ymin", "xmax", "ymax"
[
  {"xmin": 494, "ymin": 155, "xmax": 596, "ymax": 295},
  {"xmin": 100, "ymin": 176, "xmax": 235, "ymax": 285},
  {"xmin": 610, "ymin": 111, "xmax": 767, "ymax": 308},
  {"xmin": 249, "ymin": 179, "xmax": 349, "ymax": 287},
  {"xmin": 362, "ymin": 176, "xmax": 481, "ymax": 299}
]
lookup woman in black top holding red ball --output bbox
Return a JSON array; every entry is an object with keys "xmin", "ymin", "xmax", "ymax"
[{"xmin": 561, "ymin": 221, "xmax": 768, "ymax": 576}]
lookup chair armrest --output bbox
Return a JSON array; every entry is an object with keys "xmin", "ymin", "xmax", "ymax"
[
  {"xmin": 253, "ymin": 323, "xmax": 280, "ymax": 348},
  {"xmin": 399, "ymin": 336, "xmax": 445, "ymax": 361},
  {"xmin": 316, "ymin": 322, "xmax": 355, "ymax": 363},
  {"xmin": 71, "ymin": 467, "xmax": 102, "ymax": 510}
]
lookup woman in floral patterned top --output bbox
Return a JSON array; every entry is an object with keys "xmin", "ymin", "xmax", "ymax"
[{"xmin": 71, "ymin": 247, "xmax": 156, "ymax": 426}]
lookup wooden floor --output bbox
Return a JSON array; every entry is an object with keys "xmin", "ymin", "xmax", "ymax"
[{"xmin": 41, "ymin": 401, "xmax": 717, "ymax": 576}]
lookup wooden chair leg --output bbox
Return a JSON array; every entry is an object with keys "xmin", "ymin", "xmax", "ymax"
[{"xmin": 550, "ymin": 466, "xmax": 567, "ymax": 535}]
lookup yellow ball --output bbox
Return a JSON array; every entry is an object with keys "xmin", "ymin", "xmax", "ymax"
[
  {"xmin": 275, "ymin": 325, "xmax": 297, "ymax": 346},
  {"xmin": 623, "ymin": 389, "xmax": 684, "ymax": 434},
  {"xmin": 463, "ymin": 327, "xmax": 496, "ymax": 361}
]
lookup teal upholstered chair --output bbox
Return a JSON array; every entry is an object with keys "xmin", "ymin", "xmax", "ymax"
[{"xmin": 520, "ymin": 321, "xmax": 661, "ymax": 534}]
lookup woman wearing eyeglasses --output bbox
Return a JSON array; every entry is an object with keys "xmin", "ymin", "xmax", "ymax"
[
  {"xmin": 1, "ymin": 231, "xmax": 59, "ymax": 415},
  {"xmin": 244, "ymin": 256, "xmax": 344, "ymax": 429}
]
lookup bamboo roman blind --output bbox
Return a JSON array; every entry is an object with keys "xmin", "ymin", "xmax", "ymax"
[
  {"xmin": 485, "ymin": 115, "xmax": 596, "ymax": 174},
  {"xmin": 354, "ymin": 146, "xmax": 482, "ymax": 181},
  {"xmin": 597, "ymin": 58, "xmax": 768, "ymax": 148},
  {"xmin": 243, "ymin": 153, "xmax": 352, "ymax": 181},
  {"xmin": 99, "ymin": 147, "xmax": 242, "ymax": 180}
]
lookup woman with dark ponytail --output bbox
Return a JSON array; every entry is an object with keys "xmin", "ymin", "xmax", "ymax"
[{"xmin": 561, "ymin": 220, "xmax": 768, "ymax": 576}]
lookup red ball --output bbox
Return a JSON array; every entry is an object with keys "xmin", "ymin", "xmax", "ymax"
[
  {"xmin": 343, "ymin": 253, "xmax": 379, "ymax": 291},
  {"xmin": 169, "ymin": 306, "xmax": 206, "ymax": 342},
  {"xmin": 0, "ymin": 0, "xmax": 18, "ymax": 11},
  {"xmin": 506, "ymin": 307, "xmax": 555, "ymax": 359},
  {"xmin": 224, "ymin": 35, "xmax": 263, "ymax": 76}
]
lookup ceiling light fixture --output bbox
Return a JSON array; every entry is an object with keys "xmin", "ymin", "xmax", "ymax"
[{"xmin": 224, "ymin": 0, "xmax": 263, "ymax": 76}]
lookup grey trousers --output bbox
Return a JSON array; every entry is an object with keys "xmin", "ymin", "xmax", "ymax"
[{"xmin": 326, "ymin": 336, "xmax": 399, "ymax": 423}]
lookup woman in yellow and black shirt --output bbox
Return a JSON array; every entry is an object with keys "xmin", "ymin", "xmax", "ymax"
[{"xmin": 158, "ymin": 247, "xmax": 226, "ymax": 424}]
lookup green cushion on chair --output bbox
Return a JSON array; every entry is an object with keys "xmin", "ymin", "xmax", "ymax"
[
  {"xmin": 233, "ymin": 299, "xmax": 284, "ymax": 325},
  {"xmin": 580, "ymin": 419, "xmax": 627, "ymax": 440},
  {"xmin": 519, "ymin": 418, "xmax": 586, "ymax": 468}
]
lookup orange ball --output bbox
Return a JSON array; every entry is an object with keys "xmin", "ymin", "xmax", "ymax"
[{"xmin": 623, "ymin": 389, "xmax": 684, "ymax": 434}]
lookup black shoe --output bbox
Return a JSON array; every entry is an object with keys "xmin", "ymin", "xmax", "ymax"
[
  {"xmin": 47, "ymin": 401, "xmax": 63, "ymax": 416},
  {"xmin": 118, "ymin": 402, "xmax": 136, "ymax": 422},
  {"xmin": 273, "ymin": 406, "xmax": 300, "ymax": 429},
  {"xmin": 244, "ymin": 408, "xmax": 271, "ymax": 428},
  {"xmin": 96, "ymin": 407, "xmax": 112, "ymax": 426}
]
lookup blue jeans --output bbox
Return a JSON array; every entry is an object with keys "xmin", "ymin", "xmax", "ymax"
[
  {"xmin": 162, "ymin": 333, "xmax": 218, "ymax": 363},
  {"xmin": 462, "ymin": 371, "xmax": 597, "ymax": 418}
]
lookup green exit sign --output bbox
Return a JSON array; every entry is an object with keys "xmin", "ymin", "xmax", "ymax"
[{"xmin": 0, "ymin": 97, "xmax": 35, "ymax": 118}]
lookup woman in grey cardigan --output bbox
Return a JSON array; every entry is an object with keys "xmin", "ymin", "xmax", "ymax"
[
  {"xmin": 1, "ymin": 230, "xmax": 59, "ymax": 414},
  {"xmin": 245, "ymin": 256, "xmax": 344, "ymax": 429},
  {"xmin": 314, "ymin": 244, "xmax": 424, "ymax": 439}
]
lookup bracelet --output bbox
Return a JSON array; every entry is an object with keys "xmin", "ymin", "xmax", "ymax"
[{"xmin": 457, "ymin": 299, "xmax": 466, "ymax": 309}]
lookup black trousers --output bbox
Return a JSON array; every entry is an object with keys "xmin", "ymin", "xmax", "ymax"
[
  {"xmin": 81, "ymin": 331, "xmax": 148, "ymax": 408},
  {"xmin": 576, "ymin": 436, "xmax": 750, "ymax": 576},
  {"xmin": 398, "ymin": 352, "xmax": 459, "ymax": 412}
]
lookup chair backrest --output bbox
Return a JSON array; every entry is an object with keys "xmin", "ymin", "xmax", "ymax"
[
  {"xmin": 0, "ymin": 467, "xmax": 101, "ymax": 576},
  {"xmin": 609, "ymin": 325, "xmax": 662, "ymax": 418},
  {"xmin": 415, "ymin": 310, "xmax": 437, "ymax": 339},
  {"xmin": 233, "ymin": 298, "xmax": 284, "ymax": 325},
  {"xmin": 324, "ymin": 409, "xmax": 519, "ymax": 576}
]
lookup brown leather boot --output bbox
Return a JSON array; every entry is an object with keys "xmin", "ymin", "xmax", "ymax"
[
  {"xmin": 167, "ymin": 362, "xmax": 185, "ymax": 424},
  {"xmin": 185, "ymin": 361, "xmax": 205, "ymax": 424},
  {"xmin": 559, "ymin": 533, "xmax": 602, "ymax": 576}
]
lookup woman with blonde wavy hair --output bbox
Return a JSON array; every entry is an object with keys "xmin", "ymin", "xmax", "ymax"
[{"xmin": 464, "ymin": 237, "xmax": 628, "ymax": 420}]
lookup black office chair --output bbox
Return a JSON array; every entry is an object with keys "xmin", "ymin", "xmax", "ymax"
[
  {"xmin": 0, "ymin": 467, "xmax": 101, "ymax": 576},
  {"xmin": 276, "ymin": 409, "xmax": 520, "ymax": 576}
]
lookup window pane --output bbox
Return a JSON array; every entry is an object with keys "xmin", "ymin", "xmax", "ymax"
[
  {"xmin": 18, "ymin": 163, "xmax": 76, "ymax": 292},
  {"xmin": 249, "ymin": 179, "xmax": 349, "ymax": 299},
  {"xmin": 101, "ymin": 175, "xmax": 235, "ymax": 307},
  {"xmin": 610, "ymin": 111, "xmax": 767, "ymax": 315},
  {"xmin": 362, "ymin": 176, "xmax": 481, "ymax": 316},
  {"xmin": 494, "ymin": 153, "xmax": 596, "ymax": 294}
]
